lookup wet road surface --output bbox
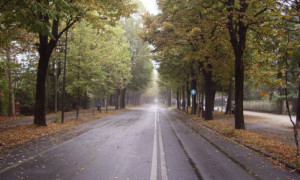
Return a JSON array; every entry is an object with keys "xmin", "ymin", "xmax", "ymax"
[{"xmin": 0, "ymin": 105, "xmax": 299, "ymax": 180}]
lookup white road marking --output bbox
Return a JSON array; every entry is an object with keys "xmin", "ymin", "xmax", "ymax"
[
  {"xmin": 158, "ymin": 113, "xmax": 168, "ymax": 180},
  {"xmin": 150, "ymin": 112, "xmax": 158, "ymax": 180}
]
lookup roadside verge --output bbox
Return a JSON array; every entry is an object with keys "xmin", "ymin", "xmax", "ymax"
[{"xmin": 173, "ymin": 108, "xmax": 300, "ymax": 172}]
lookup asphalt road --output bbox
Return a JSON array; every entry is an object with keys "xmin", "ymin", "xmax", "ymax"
[{"xmin": 0, "ymin": 105, "xmax": 299, "ymax": 180}]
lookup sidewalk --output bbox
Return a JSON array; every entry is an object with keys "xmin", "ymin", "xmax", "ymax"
[{"xmin": 244, "ymin": 111, "xmax": 296, "ymax": 128}]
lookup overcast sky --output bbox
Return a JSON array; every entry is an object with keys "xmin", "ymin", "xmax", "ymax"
[{"xmin": 140, "ymin": 0, "xmax": 159, "ymax": 15}]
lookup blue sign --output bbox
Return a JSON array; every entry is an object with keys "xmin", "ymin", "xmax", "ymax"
[{"xmin": 191, "ymin": 89, "xmax": 196, "ymax": 95}]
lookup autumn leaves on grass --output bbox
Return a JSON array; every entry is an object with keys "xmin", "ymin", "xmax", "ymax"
[
  {"xmin": 177, "ymin": 110, "xmax": 300, "ymax": 169},
  {"xmin": 0, "ymin": 110, "xmax": 126, "ymax": 150}
]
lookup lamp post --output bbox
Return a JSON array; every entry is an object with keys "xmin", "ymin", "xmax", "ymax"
[{"xmin": 61, "ymin": 30, "xmax": 68, "ymax": 123}]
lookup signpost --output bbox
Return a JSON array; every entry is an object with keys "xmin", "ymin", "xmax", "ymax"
[
  {"xmin": 191, "ymin": 89, "xmax": 196, "ymax": 95},
  {"xmin": 190, "ymin": 89, "xmax": 196, "ymax": 114}
]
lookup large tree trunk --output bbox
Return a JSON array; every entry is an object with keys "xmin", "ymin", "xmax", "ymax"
[
  {"xmin": 34, "ymin": 33, "xmax": 58, "ymax": 126},
  {"xmin": 203, "ymin": 69, "xmax": 216, "ymax": 120},
  {"xmin": 6, "ymin": 42, "xmax": 15, "ymax": 117},
  {"xmin": 234, "ymin": 46, "xmax": 246, "ymax": 129},
  {"xmin": 226, "ymin": 0, "xmax": 248, "ymax": 129},
  {"xmin": 34, "ymin": 49, "xmax": 51, "ymax": 125},
  {"xmin": 34, "ymin": 16, "xmax": 66, "ymax": 125},
  {"xmin": 225, "ymin": 75, "xmax": 233, "ymax": 115},
  {"xmin": 234, "ymin": 42, "xmax": 246, "ymax": 129}
]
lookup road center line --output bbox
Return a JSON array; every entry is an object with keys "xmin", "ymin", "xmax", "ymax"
[
  {"xmin": 150, "ymin": 112, "xmax": 158, "ymax": 180},
  {"xmin": 158, "ymin": 113, "xmax": 168, "ymax": 180}
]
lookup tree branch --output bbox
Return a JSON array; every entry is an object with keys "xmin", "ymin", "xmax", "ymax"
[
  {"xmin": 254, "ymin": 7, "xmax": 268, "ymax": 18},
  {"xmin": 57, "ymin": 18, "xmax": 78, "ymax": 39}
]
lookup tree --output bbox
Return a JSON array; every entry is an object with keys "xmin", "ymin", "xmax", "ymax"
[
  {"xmin": 122, "ymin": 16, "xmax": 153, "ymax": 107},
  {"xmin": 1, "ymin": 0, "xmax": 136, "ymax": 125}
]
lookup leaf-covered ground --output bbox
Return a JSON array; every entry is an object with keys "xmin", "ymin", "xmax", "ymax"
[
  {"xmin": 0, "ymin": 109, "xmax": 126, "ymax": 151},
  {"xmin": 0, "ymin": 116, "xmax": 17, "ymax": 122},
  {"xmin": 175, "ymin": 109, "xmax": 300, "ymax": 169}
]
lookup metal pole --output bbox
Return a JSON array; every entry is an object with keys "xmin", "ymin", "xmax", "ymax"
[{"xmin": 61, "ymin": 30, "xmax": 68, "ymax": 123}]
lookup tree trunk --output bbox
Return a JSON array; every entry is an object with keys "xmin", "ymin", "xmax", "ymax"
[
  {"xmin": 203, "ymin": 69, "xmax": 215, "ymax": 120},
  {"xmin": 54, "ymin": 79, "xmax": 58, "ymax": 112},
  {"xmin": 176, "ymin": 90, "xmax": 180, "ymax": 109},
  {"xmin": 115, "ymin": 88, "xmax": 120, "ymax": 110},
  {"xmin": 197, "ymin": 84, "xmax": 201, "ymax": 117},
  {"xmin": 76, "ymin": 88, "xmax": 80, "ymax": 119},
  {"xmin": 168, "ymin": 88, "xmax": 172, "ymax": 106},
  {"xmin": 105, "ymin": 98, "xmax": 108, "ymax": 113},
  {"xmin": 191, "ymin": 72, "xmax": 197, "ymax": 115},
  {"xmin": 34, "ymin": 34, "xmax": 57, "ymax": 126},
  {"xmin": 186, "ymin": 81, "xmax": 190, "ymax": 107},
  {"xmin": 201, "ymin": 76, "xmax": 204, "ymax": 108},
  {"xmin": 225, "ymin": 76, "xmax": 233, "ymax": 115},
  {"xmin": 296, "ymin": 62, "xmax": 300, "ymax": 128},
  {"xmin": 137, "ymin": 93, "xmax": 141, "ymax": 105},
  {"xmin": 34, "ymin": 56, "xmax": 50, "ymax": 125},
  {"xmin": 182, "ymin": 85, "xmax": 186, "ymax": 110},
  {"xmin": 234, "ymin": 48, "xmax": 246, "ymax": 129},
  {"xmin": 132, "ymin": 92, "xmax": 136, "ymax": 106},
  {"xmin": 6, "ymin": 42, "xmax": 15, "ymax": 117},
  {"xmin": 108, "ymin": 94, "xmax": 112, "ymax": 106},
  {"xmin": 226, "ymin": 0, "xmax": 247, "ymax": 129},
  {"xmin": 121, "ymin": 88, "xmax": 126, "ymax": 109}
]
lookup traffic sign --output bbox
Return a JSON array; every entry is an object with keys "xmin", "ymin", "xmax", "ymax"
[{"xmin": 191, "ymin": 89, "xmax": 196, "ymax": 95}]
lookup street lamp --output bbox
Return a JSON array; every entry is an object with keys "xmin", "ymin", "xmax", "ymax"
[{"xmin": 61, "ymin": 30, "xmax": 68, "ymax": 123}]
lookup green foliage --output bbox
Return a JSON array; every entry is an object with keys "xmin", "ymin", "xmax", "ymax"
[
  {"xmin": 1, "ymin": 0, "xmax": 136, "ymax": 38},
  {"xmin": 143, "ymin": 0, "xmax": 299, "ymax": 104},
  {"xmin": 67, "ymin": 20, "xmax": 131, "ymax": 101},
  {"xmin": 122, "ymin": 18, "xmax": 153, "ymax": 92}
]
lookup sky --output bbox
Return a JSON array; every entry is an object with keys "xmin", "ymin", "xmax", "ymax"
[{"xmin": 140, "ymin": 0, "xmax": 159, "ymax": 15}]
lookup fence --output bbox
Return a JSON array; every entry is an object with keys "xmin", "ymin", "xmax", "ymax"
[{"xmin": 243, "ymin": 100, "xmax": 296, "ymax": 114}]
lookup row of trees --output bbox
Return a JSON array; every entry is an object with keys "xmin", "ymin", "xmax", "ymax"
[
  {"xmin": 0, "ymin": 0, "xmax": 153, "ymax": 125},
  {"xmin": 144, "ymin": 0, "xmax": 300, "ymax": 129}
]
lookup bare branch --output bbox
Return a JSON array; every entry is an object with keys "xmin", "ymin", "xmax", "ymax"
[{"xmin": 57, "ymin": 18, "xmax": 78, "ymax": 39}]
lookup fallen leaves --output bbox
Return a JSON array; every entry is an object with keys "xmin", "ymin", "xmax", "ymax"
[
  {"xmin": 0, "ymin": 116, "xmax": 17, "ymax": 122},
  {"xmin": 0, "ymin": 109, "xmax": 127, "ymax": 151},
  {"xmin": 175, "ymin": 109, "xmax": 300, "ymax": 169}
]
